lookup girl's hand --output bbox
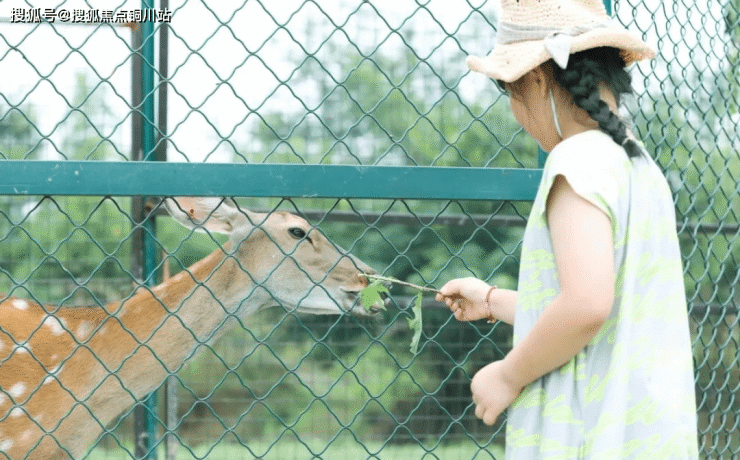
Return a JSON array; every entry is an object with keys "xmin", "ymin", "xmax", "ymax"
[
  {"xmin": 470, "ymin": 360, "xmax": 524, "ymax": 425},
  {"xmin": 435, "ymin": 277, "xmax": 493, "ymax": 322}
]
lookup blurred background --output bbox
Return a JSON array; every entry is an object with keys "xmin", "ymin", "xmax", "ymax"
[{"xmin": 0, "ymin": 0, "xmax": 738, "ymax": 458}]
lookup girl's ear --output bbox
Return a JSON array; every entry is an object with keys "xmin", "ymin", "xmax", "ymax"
[{"xmin": 528, "ymin": 65, "xmax": 552, "ymax": 100}]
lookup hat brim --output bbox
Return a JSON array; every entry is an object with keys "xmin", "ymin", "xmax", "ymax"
[{"xmin": 466, "ymin": 26, "xmax": 656, "ymax": 82}]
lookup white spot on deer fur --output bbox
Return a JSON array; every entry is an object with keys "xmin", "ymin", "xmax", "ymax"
[
  {"xmin": 12, "ymin": 299, "xmax": 29, "ymax": 310},
  {"xmin": 9, "ymin": 407, "xmax": 23, "ymax": 418},
  {"xmin": 9, "ymin": 382, "xmax": 26, "ymax": 399},
  {"xmin": 12, "ymin": 342, "xmax": 30, "ymax": 355},
  {"xmin": 43, "ymin": 375, "xmax": 56, "ymax": 385},
  {"xmin": 43, "ymin": 316, "xmax": 65, "ymax": 336},
  {"xmin": 19, "ymin": 429, "xmax": 33, "ymax": 442},
  {"xmin": 51, "ymin": 354, "xmax": 59, "ymax": 362},
  {"xmin": 76, "ymin": 322, "xmax": 93, "ymax": 340},
  {"xmin": 0, "ymin": 440, "xmax": 13, "ymax": 452},
  {"xmin": 0, "ymin": 394, "xmax": 6, "ymax": 406}
]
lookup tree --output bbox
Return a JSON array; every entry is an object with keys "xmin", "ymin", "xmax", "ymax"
[
  {"xmin": 62, "ymin": 72, "xmax": 124, "ymax": 161},
  {"xmin": 0, "ymin": 100, "xmax": 41, "ymax": 159},
  {"xmin": 0, "ymin": 75, "xmax": 133, "ymax": 304}
]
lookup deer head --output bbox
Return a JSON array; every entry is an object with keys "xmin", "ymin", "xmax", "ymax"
[{"xmin": 164, "ymin": 197, "xmax": 380, "ymax": 318}]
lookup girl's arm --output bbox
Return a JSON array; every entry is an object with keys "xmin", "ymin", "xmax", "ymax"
[
  {"xmin": 489, "ymin": 288, "xmax": 518, "ymax": 325},
  {"xmin": 505, "ymin": 174, "xmax": 615, "ymax": 386},
  {"xmin": 471, "ymin": 174, "xmax": 615, "ymax": 424}
]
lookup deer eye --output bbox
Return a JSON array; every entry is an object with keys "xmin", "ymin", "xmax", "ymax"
[{"xmin": 288, "ymin": 227, "xmax": 307, "ymax": 240}]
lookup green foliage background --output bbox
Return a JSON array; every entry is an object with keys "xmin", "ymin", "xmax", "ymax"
[{"xmin": 1, "ymin": 1, "xmax": 738, "ymax": 455}]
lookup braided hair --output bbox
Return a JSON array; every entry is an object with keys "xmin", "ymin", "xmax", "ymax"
[
  {"xmin": 496, "ymin": 47, "xmax": 643, "ymax": 159},
  {"xmin": 550, "ymin": 47, "xmax": 643, "ymax": 159}
]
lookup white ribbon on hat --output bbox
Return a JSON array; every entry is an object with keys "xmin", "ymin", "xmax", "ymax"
[
  {"xmin": 496, "ymin": 21, "xmax": 609, "ymax": 69},
  {"xmin": 544, "ymin": 33, "xmax": 573, "ymax": 69}
]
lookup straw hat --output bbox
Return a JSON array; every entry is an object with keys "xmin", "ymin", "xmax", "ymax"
[{"xmin": 467, "ymin": 0, "xmax": 656, "ymax": 82}]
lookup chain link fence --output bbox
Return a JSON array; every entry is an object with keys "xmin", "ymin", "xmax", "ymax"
[{"xmin": 0, "ymin": 0, "xmax": 738, "ymax": 459}]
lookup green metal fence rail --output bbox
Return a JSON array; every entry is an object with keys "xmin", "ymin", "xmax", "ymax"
[
  {"xmin": 0, "ymin": 161, "xmax": 540, "ymax": 201},
  {"xmin": 1, "ymin": 0, "xmax": 738, "ymax": 459}
]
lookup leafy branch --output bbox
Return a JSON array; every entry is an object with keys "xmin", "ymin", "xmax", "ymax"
[
  {"xmin": 359, "ymin": 274, "xmax": 441, "ymax": 295},
  {"xmin": 359, "ymin": 274, "xmax": 438, "ymax": 354}
]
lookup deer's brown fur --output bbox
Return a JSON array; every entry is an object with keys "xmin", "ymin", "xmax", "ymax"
[{"xmin": 0, "ymin": 198, "xmax": 377, "ymax": 459}]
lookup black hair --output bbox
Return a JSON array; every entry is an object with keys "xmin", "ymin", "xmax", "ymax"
[
  {"xmin": 496, "ymin": 47, "xmax": 643, "ymax": 159},
  {"xmin": 550, "ymin": 47, "xmax": 643, "ymax": 158}
]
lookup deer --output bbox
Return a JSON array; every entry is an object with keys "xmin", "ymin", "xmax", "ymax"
[{"xmin": 0, "ymin": 197, "xmax": 383, "ymax": 459}]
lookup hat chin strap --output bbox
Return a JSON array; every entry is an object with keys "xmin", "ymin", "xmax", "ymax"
[{"xmin": 549, "ymin": 89, "xmax": 564, "ymax": 138}]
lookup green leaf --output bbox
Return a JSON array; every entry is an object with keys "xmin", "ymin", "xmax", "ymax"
[
  {"xmin": 407, "ymin": 292, "xmax": 423, "ymax": 355},
  {"xmin": 359, "ymin": 280, "xmax": 389, "ymax": 312}
]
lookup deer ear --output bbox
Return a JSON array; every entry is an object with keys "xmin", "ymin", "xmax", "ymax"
[{"xmin": 165, "ymin": 197, "xmax": 246, "ymax": 234}]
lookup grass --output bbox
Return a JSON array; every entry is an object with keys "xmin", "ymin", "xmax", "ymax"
[{"xmin": 86, "ymin": 438, "xmax": 505, "ymax": 460}]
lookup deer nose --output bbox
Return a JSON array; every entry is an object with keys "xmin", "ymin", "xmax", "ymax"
[
  {"xmin": 358, "ymin": 269, "xmax": 375, "ymax": 288},
  {"xmin": 343, "ymin": 254, "xmax": 376, "ymax": 284}
]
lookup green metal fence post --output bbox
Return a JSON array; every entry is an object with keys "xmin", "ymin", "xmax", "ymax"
[{"xmin": 133, "ymin": 2, "xmax": 160, "ymax": 459}]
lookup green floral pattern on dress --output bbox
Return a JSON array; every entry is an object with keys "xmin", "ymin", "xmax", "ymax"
[{"xmin": 506, "ymin": 131, "xmax": 699, "ymax": 460}]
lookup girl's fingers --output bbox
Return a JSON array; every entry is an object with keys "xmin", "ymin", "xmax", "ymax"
[
  {"xmin": 474, "ymin": 403, "xmax": 486, "ymax": 420},
  {"xmin": 437, "ymin": 281, "xmax": 466, "ymax": 319},
  {"xmin": 438, "ymin": 280, "xmax": 462, "ymax": 299},
  {"xmin": 441, "ymin": 294, "xmax": 460, "ymax": 309},
  {"xmin": 473, "ymin": 399, "xmax": 499, "ymax": 425}
]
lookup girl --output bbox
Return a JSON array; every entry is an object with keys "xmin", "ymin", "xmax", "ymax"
[{"xmin": 436, "ymin": 0, "xmax": 700, "ymax": 458}]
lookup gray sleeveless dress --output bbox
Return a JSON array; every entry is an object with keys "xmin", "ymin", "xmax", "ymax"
[{"xmin": 505, "ymin": 131, "xmax": 699, "ymax": 459}]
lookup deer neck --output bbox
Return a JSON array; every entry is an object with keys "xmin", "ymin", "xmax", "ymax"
[
  {"xmin": 95, "ymin": 244, "xmax": 273, "ymax": 395},
  {"xmin": 28, "ymin": 243, "xmax": 283, "ymax": 457}
]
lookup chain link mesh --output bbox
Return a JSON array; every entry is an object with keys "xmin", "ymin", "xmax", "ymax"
[{"xmin": 0, "ymin": 0, "xmax": 738, "ymax": 458}]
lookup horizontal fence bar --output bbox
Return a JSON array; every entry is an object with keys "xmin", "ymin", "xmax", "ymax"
[
  {"xmin": 0, "ymin": 161, "xmax": 541, "ymax": 201},
  {"xmin": 3, "ymin": 161, "xmax": 731, "ymax": 234}
]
